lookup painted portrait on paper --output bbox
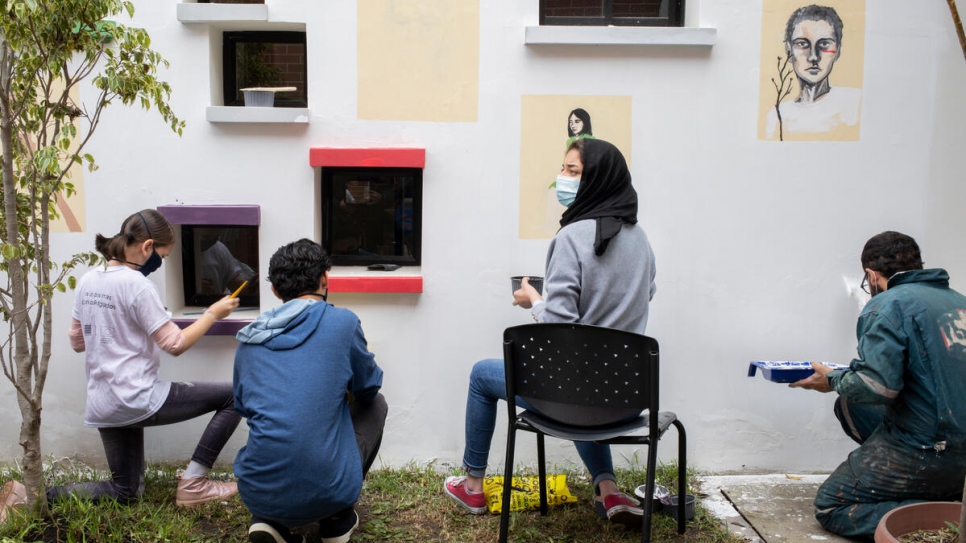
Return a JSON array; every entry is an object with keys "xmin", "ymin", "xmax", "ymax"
[
  {"xmin": 758, "ymin": 1, "xmax": 866, "ymax": 142},
  {"xmin": 520, "ymin": 96, "xmax": 631, "ymax": 239}
]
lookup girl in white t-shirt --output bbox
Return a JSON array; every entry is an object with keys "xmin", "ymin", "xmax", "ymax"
[{"xmin": 2, "ymin": 209, "xmax": 243, "ymax": 511}]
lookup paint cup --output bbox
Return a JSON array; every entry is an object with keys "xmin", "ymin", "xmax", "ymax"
[
  {"xmin": 634, "ymin": 483, "xmax": 670, "ymax": 513},
  {"xmin": 660, "ymin": 494, "xmax": 696, "ymax": 520},
  {"xmin": 511, "ymin": 276, "xmax": 543, "ymax": 295}
]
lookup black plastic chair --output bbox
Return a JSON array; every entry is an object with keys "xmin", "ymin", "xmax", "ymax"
[{"xmin": 498, "ymin": 323, "xmax": 687, "ymax": 543}]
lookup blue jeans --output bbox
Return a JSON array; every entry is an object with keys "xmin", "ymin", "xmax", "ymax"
[
  {"xmin": 47, "ymin": 381, "xmax": 241, "ymax": 504},
  {"xmin": 815, "ymin": 397, "xmax": 966, "ymax": 538},
  {"xmin": 462, "ymin": 358, "xmax": 616, "ymax": 489}
]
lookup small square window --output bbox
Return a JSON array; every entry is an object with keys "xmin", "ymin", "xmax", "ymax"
[
  {"xmin": 320, "ymin": 168, "xmax": 422, "ymax": 267},
  {"xmin": 223, "ymin": 31, "xmax": 307, "ymax": 107},
  {"xmin": 540, "ymin": 0, "xmax": 684, "ymax": 27},
  {"xmin": 181, "ymin": 225, "xmax": 260, "ymax": 307}
]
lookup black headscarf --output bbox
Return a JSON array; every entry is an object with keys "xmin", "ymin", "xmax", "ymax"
[{"xmin": 559, "ymin": 138, "xmax": 638, "ymax": 256}]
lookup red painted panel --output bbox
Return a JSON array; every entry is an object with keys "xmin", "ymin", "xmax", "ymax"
[
  {"xmin": 328, "ymin": 275, "xmax": 423, "ymax": 293},
  {"xmin": 309, "ymin": 148, "xmax": 425, "ymax": 168}
]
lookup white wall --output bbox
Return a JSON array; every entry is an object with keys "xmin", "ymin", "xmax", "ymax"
[{"xmin": 2, "ymin": 0, "xmax": 965, "ymax": 476}]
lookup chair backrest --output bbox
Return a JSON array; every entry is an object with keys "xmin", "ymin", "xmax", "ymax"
[{"xmin": 503, "ymin": 323, "xmax": 660, "ymax": 427}]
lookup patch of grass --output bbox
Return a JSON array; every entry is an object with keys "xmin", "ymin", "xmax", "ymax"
[{"xmin": 1, "ymin": 458, "xmax": 742, "ymax": 542}]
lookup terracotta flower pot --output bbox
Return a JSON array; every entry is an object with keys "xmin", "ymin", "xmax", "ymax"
[{"xmin": 873, "ymin": 501, "xmax": 961, "ymax": 543}]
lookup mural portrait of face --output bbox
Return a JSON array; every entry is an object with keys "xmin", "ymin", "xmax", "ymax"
[
  {"xmin": 788, "ymin": 19, "xmax": 841, "ymax": 86},
  {"xmin": 567, "ymin": 108, "xmax": 593, "ymax": 138},
  {"xmin": 784, "ymin": 5, "xmax": 844, "ymax": 97}
]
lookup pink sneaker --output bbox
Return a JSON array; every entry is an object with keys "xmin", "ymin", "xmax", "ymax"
[
  {"xmin": 175, "ymin": 475, "xmax": 238, "ymax": 507},
  {"xmin": 0, "ymin": 480, "xmax": 27, "ymax": 524},
  {"xmin": 604, "ymin": 492, "xmax": 643, "ymax": 528},
  {"xmin": 443, "ymin": 476, "xmax": 487, "ymax": 514}
]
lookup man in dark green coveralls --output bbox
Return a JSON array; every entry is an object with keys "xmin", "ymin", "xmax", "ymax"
[{"xmin": 791, "ymin": 231, "xmax": 966, "ymax": 539}]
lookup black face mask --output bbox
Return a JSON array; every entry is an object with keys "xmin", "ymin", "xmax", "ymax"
[{"xmin": 139, "ymin": 249, "xmax": 163, "ymax": 277}]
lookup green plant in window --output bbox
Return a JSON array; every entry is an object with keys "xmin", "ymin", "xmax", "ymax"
[{"xmin": 236, "ymin": 42, "xmax": 282, "ymax": 88}]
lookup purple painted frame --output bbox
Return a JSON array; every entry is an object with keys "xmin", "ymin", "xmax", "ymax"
[
  {"xmin": 157, "ymin": 204, "xmax": 261, "ymax": 336},
  {"xmin": 157, "ymin": 204, "xmax": 260, "ymax": 225}
]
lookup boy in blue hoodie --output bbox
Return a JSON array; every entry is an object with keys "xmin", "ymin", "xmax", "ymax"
[{"xmin": 233, "ymin": 239, "xmax": 387, "ymax": 543}]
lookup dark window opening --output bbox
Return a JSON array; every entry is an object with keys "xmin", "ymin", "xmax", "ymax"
[
  {"xmin": 223, "ymin": 31, "xmax": 307, "ymax": 107},
  {"xmin": 321, "ymin": 168, "xmax": 422, "ymax": 267},
  {"xmin": 181, "ymin": 225, "xmax": 260, "ymax": 307},
  {"xmin": 540, "ymin": 0, "xmax": 684, "ymax": 27}
]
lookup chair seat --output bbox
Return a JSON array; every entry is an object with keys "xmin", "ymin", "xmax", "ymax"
[{"xmin": 518, "ymin": 409, "xmax": 678, "ymax": 443}]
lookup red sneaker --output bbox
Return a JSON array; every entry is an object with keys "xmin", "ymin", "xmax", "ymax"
[
  {"xmin": 443, "ymin": 476, "xmax": 487, "ymax": 514},
  {"xmin": 604, "ymin": 492, "xmax": 643, "ymax": 528}
]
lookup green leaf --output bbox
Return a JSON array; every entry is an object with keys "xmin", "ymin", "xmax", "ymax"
[{"xmin": 1, "ymin": 244, "xmax": 19, "ymax": 260}]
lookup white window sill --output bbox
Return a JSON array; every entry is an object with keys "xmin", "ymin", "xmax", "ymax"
[
  {"xmin": 525, "ymin": 26, "xmax": 716, "ymax": 46},
  {"xmin": 206, "ymin": 106, "xmax": 310, "ymax": 123},
  {"xmin": 177, "ymin": 3, "xmax": 268, "ymax": 23}
]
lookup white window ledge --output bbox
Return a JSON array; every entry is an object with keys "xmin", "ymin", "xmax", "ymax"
[
  {"xmin": 177, "ymin": 3, "xmax": 268, "ymax": 23},
  {"xmin": 525, "ymin": 26, "xmax": 716, "ymax": 46},
  {"xmin": 206, "ymin": 106, "xmax": 310, "ymax": 123}
]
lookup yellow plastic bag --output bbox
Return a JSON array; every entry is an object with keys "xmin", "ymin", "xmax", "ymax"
[{"xmin": 481, "ymin": 474, "xmax": 579, "ymax": 514}]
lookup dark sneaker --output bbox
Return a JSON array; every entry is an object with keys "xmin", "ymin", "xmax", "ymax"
[
  {"xmin": 319, "ymin": 508, "xmax": 359, "ymax": 543},
  {"xmin": 443, "ymin": 476, "xmax": 487, "ymax": 514},
  {"xmin": 604, "ymin": 492, "xmax": 643, "ymax": 529},
  {"xmin": 248, "ymin": 519, "xmax": 305, "ymax": 543},
  {"xmin": 593, "ymin": 496, "xmax": 608, "ymax": 520}
]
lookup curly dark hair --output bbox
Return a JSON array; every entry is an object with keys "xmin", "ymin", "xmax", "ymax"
[
  {"xmin": 268, "ymin": 238, "xmax": 332, "ymax": 302},
  {"xmin": 861, "ymin": 231, "xmax": 923, "ymax": 279}
]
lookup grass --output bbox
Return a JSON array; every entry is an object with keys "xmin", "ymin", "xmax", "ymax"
[{"xmin": 1, "ymin": 457, "xmax": 744, "ymax": 543}]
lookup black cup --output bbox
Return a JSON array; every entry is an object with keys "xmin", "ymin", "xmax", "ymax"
[{"xmin": 511, "ymin": 276, "xmax": 544, "ymax": 295}]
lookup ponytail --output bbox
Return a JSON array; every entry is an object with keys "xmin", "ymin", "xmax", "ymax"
[{"xmin": 94, "ymin": 209, "xmax": 175, "ymax": 261}]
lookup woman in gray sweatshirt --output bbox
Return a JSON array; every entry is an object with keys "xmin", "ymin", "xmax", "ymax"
[{"xmin": 444, "ymin": 138, "xmax": 657, "ymax": 528}]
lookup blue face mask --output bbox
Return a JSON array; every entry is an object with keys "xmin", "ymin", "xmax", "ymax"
[
  {"xmin": 555, "ymin": 175, "xmax": 580, "ymax": 207},
  {"xmin": 138, "ymin": 249, "xmax": 163, "ymax": 277}
]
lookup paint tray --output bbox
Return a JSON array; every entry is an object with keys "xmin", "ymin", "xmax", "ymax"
[{"xmin": 747, "ymin": 361, "xmax": 848, "ymax": 383}]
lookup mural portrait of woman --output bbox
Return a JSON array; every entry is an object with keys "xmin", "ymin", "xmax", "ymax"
[
  {"xmin": 758, "ymin": 0, "xmax": 866, "ymax": 142},
  {"xmin": 566, "ymin": 108, "xmax": 595, "ymax": 147}
]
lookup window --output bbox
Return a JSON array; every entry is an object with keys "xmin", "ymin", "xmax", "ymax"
[
  {"xmin": 320, "ymin": 168, "xmax": 422, "ymax": 267},
  {"xmin": 181, "ymin": 225, "xmax": 260, "ymax": 307},
  {"xmin": 540, "ymin": 0, "xmax": 684, "ymax": 27},
  {"xmin": 198, "ymin": 0, "xmax": 263, "ymax": 3},
  {"xmin": 223, "ymin": 31, "xmax": 307, "ymax": 107}
]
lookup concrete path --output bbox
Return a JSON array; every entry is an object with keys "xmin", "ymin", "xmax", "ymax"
[{"xmin": 697, "ymin": 474, "xmax": 862, "ymax": 542}]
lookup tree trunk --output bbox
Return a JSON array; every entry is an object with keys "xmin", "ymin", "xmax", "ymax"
[
  {"xmin": 950, "ymin": 0, "xmax": 966, "ymax": 62},
  {"xmin": 0, "ymin": 39, "xmax": 49, "ymax": 518}
]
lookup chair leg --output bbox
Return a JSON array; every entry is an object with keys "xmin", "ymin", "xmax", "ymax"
[
  {"xmin": 673, "ymin": 419, "xmax": 688, "ymax": 534},
  {"xmin": 499, "ymin": 424, "xmax": 518, "ymax": 543},
  {"xmin": 536, "ymin": 433, "xmax": 548, "ymax": 516},
  {"xmin": 640, "ymin": 442, "xmax": 660, "ymax": 543}
]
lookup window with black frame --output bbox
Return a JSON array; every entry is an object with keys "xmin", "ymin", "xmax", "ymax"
[
  {"xmin": 222, "ymin": 31, "xmax": 307, "ymax": 107},
  {"xmin": 540, "ymin": 0, "xmax": 684, "ymax": 27},
  {"xmin": 181, "ymin": 225, "xmax": 260, "ymax": 307},
  {"xmin": 320, "ymin": 168, "xmax": 421, "ymax": 267}
]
